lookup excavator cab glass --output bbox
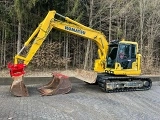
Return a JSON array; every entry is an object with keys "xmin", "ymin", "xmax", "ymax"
[
  {"xmin": 106, "ymin": 42, "xmax": 137, "ymax": 70},
  {"xmin": 106, "ymin": 45, "xmax": 118, "ymax": 68},
  {"xmin": 117, "ymin": 43, "xmax": 137, "ymax": 69}
]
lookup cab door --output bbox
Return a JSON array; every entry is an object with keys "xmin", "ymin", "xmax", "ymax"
[{"xmin": 117, "ymin": 44, "xmax": 136, "ymax": 69}]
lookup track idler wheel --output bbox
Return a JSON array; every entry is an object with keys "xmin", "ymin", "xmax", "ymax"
[
  {"xmin": 38, "ymin": 73, "xmax": 72, "ymax": 96},
  {"xmin": 10, "ymin": 75, "xmax": 29, "ymax": 97}
]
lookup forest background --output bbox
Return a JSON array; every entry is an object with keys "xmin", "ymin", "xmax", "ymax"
[{"xmin": 0, "ymin": 0, "xmax": 160, "ymax": 75}]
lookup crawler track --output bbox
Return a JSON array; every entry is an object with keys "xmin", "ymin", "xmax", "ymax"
[{"xmin": 97, "ymin": 74, "xmax": 152, "ymax": 93}]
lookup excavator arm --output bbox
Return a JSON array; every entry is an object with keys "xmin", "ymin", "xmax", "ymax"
[
  {"xmin": 14, "ymin": 11, "xmax": 56, "ymax": 66},
  {"xmin": 8, "ymin": 10, "xmax": 109, "ymax": 96}
]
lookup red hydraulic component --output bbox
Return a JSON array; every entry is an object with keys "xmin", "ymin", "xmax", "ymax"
[
  {"xmin": 7, "ymin": 63, "xmax": 28, "ymax": 97},
  {"xmin": 7, "ymin": 63, "xmax": 26, "ymax": 77}
]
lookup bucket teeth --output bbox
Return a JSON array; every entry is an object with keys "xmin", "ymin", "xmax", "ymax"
[
  {"xmin": 38, "ymin": 74, "xmax": 72, "ymax": 96},
  {"xmin": 10, "ymin": 75, "xmax": 29, "ymax": 97}
]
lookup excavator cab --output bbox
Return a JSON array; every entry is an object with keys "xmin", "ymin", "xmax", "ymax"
[
  {"xmin": 106, "ymin": 40, "xmax": 141, "ymax": 75},
  {"xmin": 96, "ymin": 40, "xmax": 151, "ymax": 92}
]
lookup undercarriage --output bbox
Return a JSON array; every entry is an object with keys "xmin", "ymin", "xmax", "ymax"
[{"xmin": 97, "ymin": 73, "xmax": 152, "ymax": 92}]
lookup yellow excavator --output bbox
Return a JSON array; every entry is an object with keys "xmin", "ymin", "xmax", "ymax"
[{"xmin": 8, "ymin": 10, "xmax": 152, "ymax": 97}]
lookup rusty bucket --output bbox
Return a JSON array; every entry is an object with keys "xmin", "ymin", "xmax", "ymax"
[
  {"xmin": 10, "ymin": 75, "xmax": 29, "ymax": 97},
  {"xmin": 38, "ymin": 73, "xmax": 72, "ymax": 96}
]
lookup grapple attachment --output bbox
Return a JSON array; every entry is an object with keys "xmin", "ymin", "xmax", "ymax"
[
  {"xmin": 38, "ymin": 73, "xmax": 72, "ymax": 96},
  {"xmin": 8, "ymin": 63, "xmax": 29, "ymax": 97}
]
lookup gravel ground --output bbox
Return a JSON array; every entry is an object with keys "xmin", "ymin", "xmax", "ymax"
[{"xmin": 0, "ymin": 80, "xmax": 160, "ymax": 120}]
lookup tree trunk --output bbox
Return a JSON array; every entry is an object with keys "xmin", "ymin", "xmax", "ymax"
[
  {"xmin": 124, "ymin": 16, "xmax": 127, "ymax": 39},
  {"xmin": 1, "ymin": 27, "xmax": 4, "ymax": 66},
  {"xmin": 17, "ymin": 22, "xmax": 21, "ymax": 53},
  {"xmin": 89, "ymin": 41, "xmax": 93, "ymax": 69},
  {"xmin": 3, "ymin": 29, "xmax": 6, "ymax": 66},
  {"xmin": 65, "ymin": 33, "xmax": 69, "ymax": 70},
  {"xmin": 139, "ymin": 0, "xmax": 145, "ymax": 54},
  {"xmin": 84, "ymin": 40, "xmax": 91, "ymax": 70},
  {"xmin": 109, "ymin": 3, "xmax": 112, "ymax": 42},
  {"xmin": 83, "ymin": 0, "xmax": 93, "ymax": 70}
]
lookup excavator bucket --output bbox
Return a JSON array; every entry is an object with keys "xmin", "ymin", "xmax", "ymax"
[
  {"xmin": 8, "ymin": 63, "xmax": 29, "ymax": 97},
  {"xmin": 59, "ymin": 69, "xmax": 97, "ymax": 84},
  {"xmin": 38, "ymin": 73, "xmax": 72, "ymax": 96},
  {"xmin": 10, "ymin": 75, "xmax": 29, "ymax": 97},
  {"xmin": 74, "ymin": 69, "xmax": 97, "ymax": 83}
]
